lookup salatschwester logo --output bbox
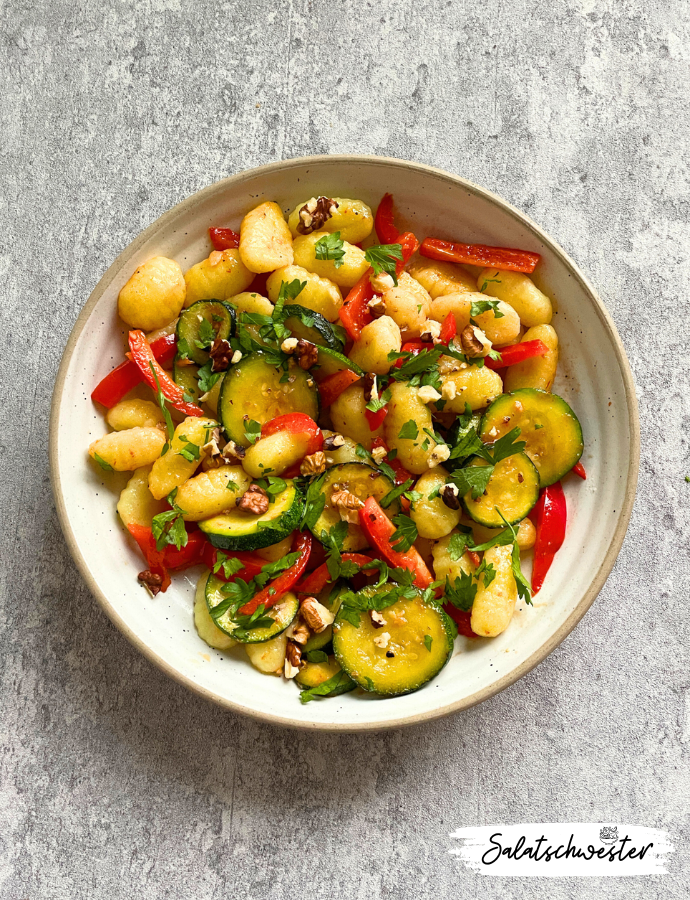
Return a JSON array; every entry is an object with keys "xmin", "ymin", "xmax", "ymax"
[{"xmin": 449, "ymin": 823, "xmax": 673, "ymax": 877}]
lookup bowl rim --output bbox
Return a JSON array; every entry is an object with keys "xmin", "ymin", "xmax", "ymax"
[{"xmin": 49, "ymin": 153, "xmax": 640, "ymax": 732}]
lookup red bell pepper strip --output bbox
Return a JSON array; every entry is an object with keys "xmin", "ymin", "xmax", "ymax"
[
  {"xmin": 238, "ymin": 531, "xmax": 312, "ymax": 616},
  {"xmin": 484, "ymin": 339, "xmax": 550, "ymax": 371},
  {"xmin": 396, "ymin": 231, "xmax": 420, "ymax": 275},
  {"xmin": 375, "ymin": 193, "xmax": 399, "ymax": 244},
  {"xmin": 370, "ymin": 438, "xmax": 414, "ymax": 486},
  {"xmin": 297, "ymin": 553, "xmax": 373, "ymax": 595},
  {"xmin": 358, "ymin": 497, "xmax": 432, "ymax": 588},
  {"xmin": 393, "ymin": 339, "xmax": 427, "ymax": 369},
  {"xmin": 127, "ymin": 330, "xmax": 205, "ymax": 417},
  {"xmin": 365, "ymin": 405, "xmax": 388, "ymax": 432},
  {"xmin": 572, "ymin": 461, "xmax": 587, "ymax": 480},
  {"xmin": 318, "ymin": 369, "xmax": 361, "ymax": 407},
  {"xmin": 339, "ymin": 271, "xmax": 375, "ymax": 341},
  {"xmin": 420, "ymin": 237, "xmax": 541, "ymax": 274},
  {"xmin": 209, "ymin": 227, "xmax": 240, "ymax": 250},
  {"xmin": 261, "ymin": 413, "xmax": 323, "ymax": 455},
  {"xmin": 163, "ymin": 530, "xmax": 208, "ymax": 570},
  {"xmin": 126, "ymin": 524, "xmax": 171, "ymax": 593},
  {"xmin": 531, "ymin": 482, "xmax": 567, "ymax": 594},
  {"xmin": 443, "ymin": 604, "xmax": 477, "ymax": 638},
  {"xmin": 439, "ymin": 312, "xmax": 457, "ymax": 344},
  {"xmin": 91, "ymin": 332, "xmax": 177, "ymax": 408},
  {"xmin": 200, "ymin": 544, "xmax": 267, "ymax": 582}
]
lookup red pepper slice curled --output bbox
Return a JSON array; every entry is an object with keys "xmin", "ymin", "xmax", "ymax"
[
  {"xmin": 297, "ymin": 553, "xmax": 373, "ymax": 595},
  {"xmin": 420, "ymin": 237, "xmax": 541, "ymax": 274},
  {"xmin": 374, "ymin": 193, "xmax": 399, "ymax": 244},
  {"xmin": 531, "ymin": 482, "xmax": 567, "ymax": 594},
  {"xmin": 238, "ymin": 531, "xmax": 312, "ymax": 616},
  {"xmin": 91, "ymin": 332, "xmax": 177, "ymax": 408},
  {"xmin": 128, "ymin": 330, "xmax": 204, "ymax": 418},
  {"xmin": 209, "ymin": 227, "xmax": 240, "ymax": 250},
  {"xmin": 339, "ymin": 271, "xmax": 375, "ymax": 341},
  {"xmin": 318, "ymin": 369, "xmax": 361, "ymax": 407},
  {"xmin": 261, "ymin": 413, "xmax": 323, "ymax": 455},
  {"xmin": 484, "ymin": 339, "xmax": 550, "ymax": 371},
  {"xmin": 358, "ymin": 497, "xmax": 432, "ymax": 588}
]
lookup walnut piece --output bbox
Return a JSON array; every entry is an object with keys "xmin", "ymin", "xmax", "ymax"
[
  {"xmin": 284, "ymin": 658, "xmax": 300, "ymax": 680},
  {"xmin": 427, "ymin": 443, "xmax": 451, "ymax": 468},
  {"xmin": 289, "ymin": 617, "xmax": 311, "ymax": 646},
  {"xmin": 201, "ymin": 426, "xmax": 223, "ymax": 458},
  {"xmin": 300, "ymin": 451, "xmax": 327, "ymax": 476},
  {"xmin": 362, "ymin": 372, "xmax": 377, "ymax": 403},
  {"xmin": 295, "ymin": 339, "xmax": 318, "ymax": 370},
  {"xmin": 441, "ymin": 380, "xmax": 457, "ymax": 400},
  {"xmin": 371, "ymin": 445, "xmax": 388, "ymax": 465},
  {"xmin": 300, "ymin": 597, "xmax": 335, "ymax": 633},
  {"xmin": 210, "ymin": 336, "xmax": 233, "ymax": 372},
  {"xmin": 323, "ymin": 433, "xmax": 346, "ymax": 452},
  {"xmin": 297, "ymin": 196, "xmax": 339, "ymax": 235},
  {"xmin": 441, "ymin": 483, "xmax": 460, "ymax": 510},
  {"xmin": 370, "ymin": 610, "xmax": 386, "ymax": 629},
  {"xmin": 420, "ymin": 319, "xmax": 442, "ymax": 343},
  {"xmin": 221, "ymin": 440, "xmax": 246, "ymax": 464},
  {"xmin": 367, "ymin": 295, "xmax": 387, "ymax": 318},
  {"xmin": 138, "ymin": 570, "xmax": 163, "ymax": 596},
  {"xmin": 369, "ymin": 272, "xmax": 395, "ymax": 294},
  {"xmin": 286, "ymin": 640, "xmax": 303, "ymax": 669},
  {"xmin": 237, "ymin": 484, "xmax": 270, "ymax": 515},
  {"xmin": 330, "ymin": 489, "xmax": 365, "ymax": 525},
  {"xmin": 373, "ymin": 631, "xmax": 391, "ymax": 649},
  {"xmin": 417, "ymin": 385, "xmax": 441, "ymax": 404},
  {"xmin": 460, "ymin": 324, "xmax": 493, "ymax": 358}
]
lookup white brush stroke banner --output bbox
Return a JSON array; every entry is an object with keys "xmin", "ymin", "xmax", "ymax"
[{"xmin": 449, "ymin": 824, "xmax": 673, "ymax": 876}]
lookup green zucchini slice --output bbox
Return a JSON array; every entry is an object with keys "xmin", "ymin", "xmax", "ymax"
[
  {"xmin": 205, "ymin": 576, "xmax": 299, "ymax": 642},
  {"xmin": 218, "ymin": 352, "xmax": 319, "ymax": 447},
  {"xmin": 462, "ymin": 452, "xmax": 540, "ymax": 527},
  {"xmin": 282, "ymin": 304, "xmax": 343, "ymax": 350},
  {"xmin": 310, "ymin": 463, "xmax": 400, "ymax": 551},
  {"xmin": 173, "ymin": 358, "xmax": 201, "ymax": 403},
  {"xmin": 313, "ymin": 346, "xmax": 365, "ymax": 383},
  {"xmin": 480, "ymin": 389, "xmax": 583, "ymax": 486},
  {"xmin": 295, "ymin": 657, "xmax": 355, "ymax": 695},
  {"xmin": 333, "ymin": 588, "xmax": 455, "ymax": 696},
  {"xmin": 199, "ymin": 480, "xmax": 303, "ymax": 551},
  {"xmin": 176, "ymin": 300, "xmax": 236, "ymax": 365}
]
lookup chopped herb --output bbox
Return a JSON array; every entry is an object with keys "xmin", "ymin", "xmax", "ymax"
[
  {"xmin": 195, "ymin": 317, "xmax": 217, "ymax": 349},
  {"xmin": 213, "ymin": 552, "xmax": 245, "ymax": 580},
  {"xmin": 495, "ymin": 509, "xmax": 532, "ymax": 605},
  {"xmin": 424, "ymin": 634, "xmax": 433, "ymax": 652},
  {"xmin": 178, "ymin": 437, "xmax": 201, "ymax": 463},
  {"xmin": 449, "ymin": 465, "xmax": 494, "ymax": 500},
  {"xmin": 299, "ymin": 669, "xmax": 356, "ymax": 703},
  {"xmin": 534, "ymin": 423, "xmax": 544, "ymax": 430},
  {"xmin": 398, "ymin": 419, "xmax": 419, "ymax": 441},
  {"xmin": 148, "ymin": 361, "xmax": 174, "ymax": 448},
  {"xmin": 225, "ymin": 480, "xmax": 239, "ymax": 492},
  {"xmin": 244, "ymin": 419, "xmax": 262, "ymax": 445},
  {"xmin": 314, "ymin": 231, "xmax": 346, "ymax": 268},
  {"xmin": 176, "ymin": 338, "xmax": 193, "ymax": 360},
  {"xmin": 364, "ymin": 243, "xmax": 403, "ymax": 284},
  {"xmin": 93, "ymin": 452, "xmax": 113, "ymax": 472},
  {"xmin": 305, "ymin": 650, "xmax": 329, "ymax": 663},
  {"xmin": 379, "ymin": 478, "xmax": 413, "ymax": 509},
  {"xmin": 686, "ymin": 476, "xmax": 690, "ymax": 483},
  {"xmin": 300, "ymin": 472, "xmax": 327, "ymax": 531},
  {"xmin": 390, "ymin": 513, "xmax": 418, "ymax": 552},
  {"xmin": 197, "ymin": 360, "xmax": 222, "ymax": 394},
  {"xmin": 151, "ymin": 488, "xmax": 188, "ymax": 551},
  {"xmin": 444, "ymin": 571, "xmax": 477, "ymax": 612},
  {"xmin": 448, "ymin": 531, "xmax": 470, "ymax": 561},
  {"xmin": 476, "ymin": 558, "xmax": 497, "ymax": 588},
  {"xmin": 469, "ymin": 298, "xmax": 504, "ymax": 319},
  {"xmin": 365, "ymin": 386, "xmax": 391, "ymax": 413},
  {"xmin": 479, "ymin": 275, "xmax": 502, "ymax": 293}
]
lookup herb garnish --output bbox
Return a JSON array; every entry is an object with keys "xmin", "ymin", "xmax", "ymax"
[{"xmin": 314, "ymin": 232, "xmax": 346, "ymax": 268}]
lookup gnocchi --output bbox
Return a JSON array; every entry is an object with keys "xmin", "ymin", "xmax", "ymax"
[
  {"xmin": 293, "ymin": 232, "xmax": 368, "ymax": 289},
  {"xmin": 287, "ymin": 197, "xmax": 374, "ymax": 244},
  {"xmin": 89, "ymin": 427, "xmax": 166, "ymax": 471},
  {"xmin": 266, "ymin": 265, "xmax": 343, "ymax": 322},
  {"xmin": 239, "ymin": 201, "xmax": 294, "ymax": 273},
  {"xmin": 118, "ymin": 256, "xmax": 186, "ymax": 331},
  {"xmin": 184, "ymin": 249, "xmax": 254, "ymax": 307}
]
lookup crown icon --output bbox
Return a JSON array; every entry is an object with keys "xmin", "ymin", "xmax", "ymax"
[{"xmin": 599, "ymin": 826, "xmax": 618, "ymax": 844}]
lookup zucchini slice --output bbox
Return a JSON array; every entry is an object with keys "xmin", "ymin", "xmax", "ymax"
[
  {"xmin": 313, "ymin": 346, "xmax": 365, "ymax": 383},
  {"xmin": 462, "ymin": 452, "xmax": 540, "ymax": 527},
  {"xmin": 480, "ymin": 389, "xmax": 583, "ymax": 486},
  {"xmin": 173, "ymin": 357, "xmax": 201, "ymax": 403},
  {"xmin": 295, "ymin": 656, "xmax": 355, "ymax": 696},
  {"xmin": 310, "ymin": 463, "xmax": 400, "ymax": 551},
  {"xmin": 282, "ymin": 304, "xmax": 343, "ymax": 350},
  {"xmin": 333, "ymin": 588, "xmax": 455, "ymax": 696},
  {"xmin": 199, "ymin": 480, "xmax": 303, "ymax": 551},
  {"xmin": 205, "ymin": 576, "xmax": 299, "ymax": 642},
  {"xmin": 176, "ymin": 300, "xmax": 235, "ymax": 365},
  {"xmin": 219, "ymin": 352, "xmax": 319, "ymax": 447}
]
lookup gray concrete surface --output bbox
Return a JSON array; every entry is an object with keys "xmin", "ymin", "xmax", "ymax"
[{"xmin": 1, "ymin": 0, "xmax": 688, "ymax": 897}]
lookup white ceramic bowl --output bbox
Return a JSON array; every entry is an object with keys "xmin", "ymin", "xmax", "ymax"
[{"xmin": 50, "ymin": 155, "xmax": 639, "ymax": 731}]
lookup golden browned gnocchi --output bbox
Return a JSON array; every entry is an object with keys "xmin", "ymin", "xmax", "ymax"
[
  {"xmin": 88, "ymin": 187, "xmax": 584, "ymax": 701},
  {"xmin": 118, "ymin": 256, "xmax": 186, "ymax": 331}
]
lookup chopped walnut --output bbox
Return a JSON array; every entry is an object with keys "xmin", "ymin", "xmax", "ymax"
[
  {"xmin": 138, "ymin": 570, "xmax": 163, "ymax": 596},
  {"xmin": 331, "ymin": 489, "xmax": 365, "ymax": 524},
  {"xmin": 221, "ymin": 440, "xmax": 246, "ymax": 464},
  {"xmin": 460, "ymin": 324, "xmax": 493, "ymax": 358},
  {"xmin": 210, "ymin": 336, "xmax": 233, "ymax": 372},
  {"xmin": 417, "ymin": 385, "xmax": 441, "ymax": 404},
  {"xmin": 369, "ymin": 271, "xmax": 395, "ymax": 294},
  {"xmin": 373, "ymin": 631, "xmax": 391, "ymax": 649},
  {"xmin": 202, "ymin": 426, "xmax": 223, "ymax": 458},
  {"xmin": 370, "ymin": 610, "xmax": 386, "ymax": 629},
  {"xmin": 427, "ymin": 443, "xmax": 451, "ymax": 468},
  {"xmin": 300, "ymin": 597, "xmax": 335, "ymax": 633},
  {"xmin": 237, "ymin": 484, "xmax": 270, "ymax": 515},
  {"xmin": 441, "ymin": 380, "xmax": 457, "ymax": 401},
  {"xmin": 517, "ymin": 472, "xmax": 524, "ymax": 483},
  {"xmin": 371, "ymin": 445, "xmax": 388, "ymax": 465},
  {"xmin": 286, "ymin": 640, "xmax": 303, "ymax": 669},
  {"xmin": 367, "ymin": 295, "xmax": 387, "ymax": 318},
  {"xmin": 231, "ymin": 350, "xmax": 243, "ymax": 365},
  {"xmin": 288, "ymin": 617, "xmax": 311, "ymax": 646},
  {"xmin": 281, "ymin": 337, "xmax": 299, "ymax": 354},
  {"xmin": 362, "ymin": 372, "xmax": 377, "ymax": 402},
  {"xmin": 282, "ymin": 336, "xmax": 319, "ymax": 370},
  {"xmin": 441, "ymin": 484, "xmax": 460, "ymax": 510},
  {"xmin": 300, "ymin": 451, "xmax": 327, "ymax": 476},
  {"xmin": 323, "ymin": 433, "xmax": 346, "ymax": 452},
  {"xmin": 296, "ymin": 196, "xmax": 339, "ymax": 234},
  {"xmin": 420, "ymin": 319, "xmax": 442, "ymax": 343},
  {"xmin": 284, "ymin": 658, "xmax": 300, "ymax": 680}
]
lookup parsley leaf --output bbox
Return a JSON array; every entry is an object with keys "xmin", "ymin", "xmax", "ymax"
[
  {"xmin": 390, "ymin": 514, "xmax": 418, "ymax": 552},
  {"xmin": 93, "ymin": 452, "xmax": 113, "ymax": 472},
  {"xmin": 244, "ymin": 419, "xmax": 262, "ymax": 445},
  {"xmin": 213, "ymin": 552, "xmax": 245, "ymax": 580},
  {"xmin": 365, "ymin": 384, "xmax": 391, "ymax": 413},
  {"xmin": 470, "ymin": 298, "xmax": 504, "ymax": 319},
  {"xmin": 305, "ymin": 650, "xmax": 329, "ymax": 663},
  {"xmin": 424, "ymin": 634, "xmax": 433, "ymax": 652},
  {"xmin": 398, "ymin": 419, "xmax": 419, "ymax": 441},
  {"xmin": 449, "ymin": 465, "xmax": 494, "ymax": 500},
  {"xmin": 444, "ymin": 571, "xmax": 477, "ymax": 612},
  {"xmin": 301, "ymin": 472, "xmax": 327, "ymax": 531},
  {"xmin": 479, "ymin": 275, "xmax": 502, "ymax": 293},
  {"xmin": 321, "ymin": 521, "xmax": 350, "ymax": 580},
  {"xmin": 176, "ymin": 338, "xmax": 193, "ymax": 360},
  {"xmin": 151, "ymin": 488, "xmax": 188, "ymax": 551},
  {"xmin": 148, "ymin": 361, "xmax": 174, "ymax": 448},
  {"xmin": 195, "ymin": 317, "xmax": 217, "ymax": 349},
  {"xmin": 197, "ymin": 360, "xmax": 222, "ymax": 394},
  {"xmin": 379, "ymin": 478, "xmax": 413, "ymax": 509},
  {"xmin": 476, "ymin": 558, "xmax": 497, "ymax": 588},
  {"xmin": 364, "ymin": 243, "xmax": 403, "ymax": 284},
  {"xmin": 314, "ymin": 232, "xmax": 346, "ymax": 268},
  {"xmin": 448, "ymin": 531, "xmax": 471, "ymax": 561},
  {"xmin": 299, "ymin": 669, "xmax": 356, "ymax": 703},
  {"xmin": 477, "ymin": 426, "xmax": 525, "ymax": 465},
  {"xmin": 177, "ymin": 436, "xmax": 201, "ymax": 463},
  {"xmin": 495, "ymin": 510, "xmax": 532, "ymax": 606}
]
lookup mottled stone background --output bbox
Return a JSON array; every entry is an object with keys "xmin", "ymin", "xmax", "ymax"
[{"xmin": 1, "ymin": 0, "xmax": 688, "ymax": 897}]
